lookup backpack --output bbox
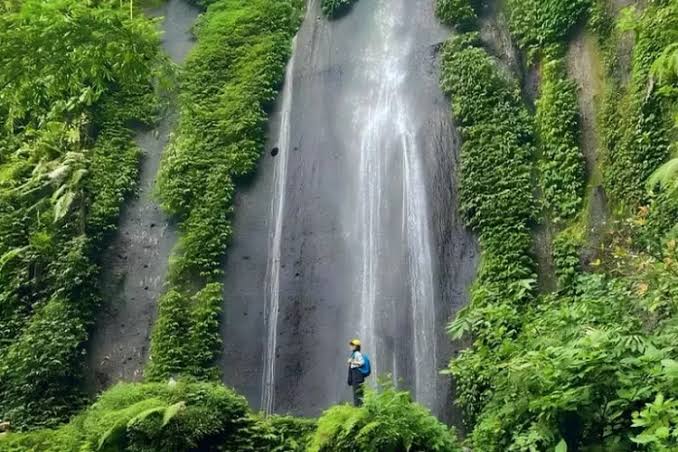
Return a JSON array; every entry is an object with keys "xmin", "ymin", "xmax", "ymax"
[{"xmin": 356, "ymin": 352, "xmax": 371, "ymax": 377}]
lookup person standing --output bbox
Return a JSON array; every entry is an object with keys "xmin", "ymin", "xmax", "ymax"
[{"xmin": 347, "ymin": 338, "xmax": 371, "ymax": 407}]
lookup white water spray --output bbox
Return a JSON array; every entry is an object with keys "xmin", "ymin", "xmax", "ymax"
[{"xmin": 357, "ymin": 0, "xmax": 438, "ymax": 406}]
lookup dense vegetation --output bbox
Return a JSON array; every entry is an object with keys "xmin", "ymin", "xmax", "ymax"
[
  {"xmin": 603, "ymin": 1, "xmax": 678, "ymax": 209},
  {"xmin": 320, "ymin": 0, "xmax": 358, "ymax": 19},
  {"xmin": 0, "ymin": 0, "xmax": 162, "ymax": 429},
  {"xmin": 308, "ymin": 387, "xmax": 459, "ymax": 452},
  {"xmin": 535, "ymin": 57, "xmax": 585, "ymax": 224},
  {"xmin": 2, "ymin": 0, "xmax": 677, "ymax": 450},
  {"xmin": 435, "ymin": 0, "xmax": 483, "ymax": 31},
  {"xmin": 149, "ymin": 0, "xmax": 303, "ymax": 381},
  {"xmin": 0, "ymin": 382, "xmax": 457, "ymax": 451},
  {"xmin": 439, "ymin": 30, "xmax": 538, "ymax": 429},
  {"xmin": 505, "ymin": 0, "xmax": 591, "ymax": 58},
  {"xmin": 439, "ymin": 0, "xmax": 678, "ymax": 449},
  {"xmin": 0, "ymin": 380, "xmax": 317, "ymax": 451}
]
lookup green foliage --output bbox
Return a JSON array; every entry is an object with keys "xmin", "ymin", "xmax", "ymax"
[
  {"xmin": 553, "ymin": 227, "xmax": 583, "ymax": 292},
  {"xmin": 506, "ymin": 0, "xmax": 592, "ymax": 56},
  {"xmin": 435, "ymin": 0, "xmax": 482, "ymax": 31},
  {"xmin": 0, "ymin": 0, "xmax": 161, "ymax": 429},
  {"xmin": 535, "ymin": 57, "xmax": 586, "ymax": 223},
  {"xmin": 652, "ymin": 42, "xmax": 678, "ymax": 95},
  {"xmin": 434, "ymin": 0, "xmax": 678, "ymax": 449},
  {"xmin": 0, "ymin": 381, "xmax": 309, "ymax": 451},
  {"xmin": 632, "ymin": 393, "xmax": 678, "ymax": 451},
  {"xmin": 308, "ymin": 386, "xmax": 461, "ymax": 452},
  {"xmin": 604, "ymin": 2, "xmax": 678, "ymax": 208},
  {"xmin": 648, "ymin": 158, "xmax": 678, "ymax": 196},
  {"xmin": 150, "ymin": 0, "xmax": 302, "ymax": 380},
  {"xmin": 254, "ymin": 415, "xmax": 317, "ymax": 452},
  {"xmin": 467, "ymin": 256, "xmax": 678, "ymax": 451},
  {"xmin": 321, "ymin": 0, "xmax": 357, "ymax": 19},
  {"xmin": 2, "ymin": 382, "xmax": 456, "ymax": 452},
  {"xmin": 146, "ymin": 284, "xmax": 222, "ymax": 381},
  {"xmin": 440, "ymin": 32, "xmax": 538, "ymax": 426}
]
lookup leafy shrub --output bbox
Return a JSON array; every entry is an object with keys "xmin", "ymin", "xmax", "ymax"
[
  {"xmin": 506, "ymin": 0, "xmax": 592, "ymax": 56},
  {"xmin": 469, "ymin": 263, "xmax": 678, "ymax": 450},
  {"xmin": 0, "ymin": 381, "xmax": 309, "ymax": 451},
  {"xmin": 308, "ymin": 386, "xmax": 461, "ymax": 452},
  {"xmin": 151, "ymin": 0, "xmax": 303, "ymax": 380},
  {"xmin": 435, "ymin": 0, "xmax": 483, "ymax": 31},
  {"xmin": 0, "ymin": 0, "xmax": 161, "ymax": 429},
  {"xmin": 535, "ymin": 57, "xmax": 585, "ymax": 223},
  {"xmin": 321, "ymin": 0, "xmax": 357, "ymax": 19},
  {"xmin": 552, "ymin": 227, "xmax": 583, "ymax": 291}
]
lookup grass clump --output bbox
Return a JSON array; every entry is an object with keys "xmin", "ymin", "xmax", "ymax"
[
  {"xmin": 0, "ymin": 0, "xmax": 162, "ymax": 429},
  {"xmin": 149, "ymin": 0, "xmax": 303, "ymax": 380},
  {"xmin": 308, "ymin": 386, "xmax": 460, "ymax": 452}
]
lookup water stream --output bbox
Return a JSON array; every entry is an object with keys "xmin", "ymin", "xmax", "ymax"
[{"xmin": 261, "ymin": 37, "xmax": 299, "ymax": 414}]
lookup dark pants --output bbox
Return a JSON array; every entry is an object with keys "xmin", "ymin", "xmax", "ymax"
[
  {"xmin": 348, "ymin": 367, "xmax": 365, "ymax": 407},
  {"xmin": 352, "ymin": 381, "xmax": 364, "ymax": 407}
]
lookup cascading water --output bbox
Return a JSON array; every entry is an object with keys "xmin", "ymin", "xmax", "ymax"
[
  {"xmin": 261, "ymin": 37, "xmax": 298, "ymax": 415},
  {"xmin": 221, "ymin": 0, "xmax": 477, "ymax": 420},
  {"xmin": 356, "ymin": 3, "xmax": 438, "ymax": 407}
]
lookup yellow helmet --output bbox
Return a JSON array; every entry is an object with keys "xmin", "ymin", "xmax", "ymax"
[{"xmin": 349, "ymin": 339, "xmax": 361, "ymax": 346}]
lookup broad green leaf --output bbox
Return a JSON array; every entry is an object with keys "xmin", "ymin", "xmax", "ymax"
[{"xmin": 555, "ymin": 439, "xmax": 567, "ymax": 452}]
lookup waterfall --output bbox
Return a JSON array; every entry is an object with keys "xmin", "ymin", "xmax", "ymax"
[
  {"xmin": 261, "ymin": 37, "xmax": 297, "ymax": 415},
  {"xmin": 357, "ymin": 0, "xmax": 438, "ymax": 404},
  {"xmin": 402, "ymin": 129, "xmax": 438, "ymax": 409},
  {"xmin": 221, "ymin": 0, "xmax": 476, "ymax": 419}
]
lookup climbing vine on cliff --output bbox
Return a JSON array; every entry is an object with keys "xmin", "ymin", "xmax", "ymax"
[
  {"xmin": 439, "ymin": 31, "xmax": 538, "ymax": 426},
  {"xmin": 604, "ymin": 1, "xmax": 678, "ymax": 209},
  {"xmin": 505, "ymin": 0, "xmax": 591, "ymax": 58},
  {"xmin": 535, "ymin": 57, "xmax": 585, "ymax": 223}
]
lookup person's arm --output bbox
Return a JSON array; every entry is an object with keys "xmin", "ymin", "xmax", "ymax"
[{"xmin": 350, "ymin": 351, "xmax": 364, "ymax": 367}]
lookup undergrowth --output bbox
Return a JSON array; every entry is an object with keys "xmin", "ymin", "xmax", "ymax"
[
  {"xmin": 308, "ymin": 386, "xmax": 460, "ymax": 452},
  {"xmin": 0, "ymin": 0, "xmax": 161, "ymax": 429},
  {"xmin": 148, "ymin": 0, "xmax": 303, "ymax": 379},
  {"xmin": 0, "ymin": 380, "xmax": 316, "ymax": 451}
]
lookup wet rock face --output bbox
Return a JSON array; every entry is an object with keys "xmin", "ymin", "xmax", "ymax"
[
  {"xmin": 221, "ymin": 0, "xmax": 477, "ymax": 423},
  {"xmin": 84, "ymin": 0, "xmax": 200, "ymax": 394}
]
